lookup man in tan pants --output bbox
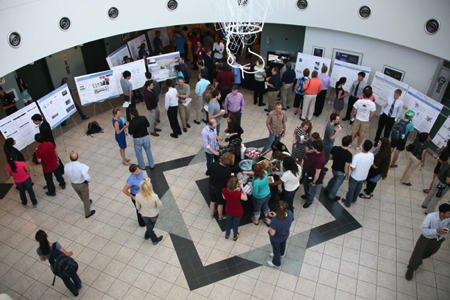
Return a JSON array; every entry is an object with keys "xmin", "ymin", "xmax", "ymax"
[
  {"xmin": 265, "ymin": 67, "xmax": 280, "ymax": 114},
  {"xmin": 176, "ymin": 77, "xmax": 191, "ymax": 132}
]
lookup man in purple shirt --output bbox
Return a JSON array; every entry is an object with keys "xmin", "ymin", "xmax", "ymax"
[
  {"xmin": 314, "ymin": 66, "xmax": 331, "ymax": 117},
  {"xmin": 301, "ymin": 140, "xmax": 325, "ymax": 208},
  {"xmin": 223, "ymin": 84, "xmax": 245, "ymax": 127},
  {"xmin": 143, "ymin": 81, "xmax": 160, "ymax": 137},
  {"xmin": 201, "ymin": 119, "xmax": 223, "ymax": 170}
]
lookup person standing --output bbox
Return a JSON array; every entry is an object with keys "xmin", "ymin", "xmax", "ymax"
[
  {"xmin": 350, "ymin": 89, "xmax": 376, "ymax": 150},
  {"xmin": 112, "ymin": 109, "xmax": 130, "ymax": 165},
  {"xmin": 31, "ymin": 114, "xmax": 55, "ymax": 145},
  {"xmin": 405, "ymin": 203, "xmax": 450, "ymax": 281},
  {"xmin": 16, "ymin": 77, "xmax": 34, "ymax": 105},
  {"xmin": 176, "ymin": 77, "xmax": 191, "ymax": 133},
  {"xmin": 215, "ymin": 64, "xmax": 235, "ymax": 107},
  {"xmin": 261, "ymin": 102, "xmax": 287, "ymax": 154},
  {"xmin": 213, "ymin": 37, "xmax": 224, "ymax": 64},
  {"xmin": 179, "ymin": 57, "xmax": 191, "ymax": 84},
  {"xmin": 6, "ymin": 152, "xmax": 37, "ymax": 208},
  {"xmin": 302, "ymin": 140, "xmax": 325, "ymax": 208},
  {"xmin": 201, "ymin": 119, "xmax": 222, "ymax": 170},
  {"xmin": 301, "ymin": 71, "xmax": 322, "ymax": 121},
  {"xmin": 374, "ymin": 89, "xmax": 404, "ymax": 144},
  {"xmin": 135, "ymin": 179, "xmax": 163, "ymax": 244},
  {"xmin": 35, "ymin": 133, "xmax": 65, "ymax": 197},
  {"xmin": 343, "ymin": 72, "xmax": 367, "ymax": 121},
  {"xmin": 174, "ymin": 31, "xmax": 185, "ymax": 59},
  {"xmin": 165, "ymin": 79, "xmax": 182, "ymax": 138},
  {"xmin": 143, "ymin": 81, "xmax": 160, "ymax": 137},
  {"xmin": 293, "ymin": 69, "xmax": 310, "ymax": 115},
  {"xmin": 424, "ymin": 141, "xmax": 450, "ymax": 194},
  {"xmin": 291, "ymin": 120, "xmax": 312, "ymax": 166},
  {"xmin": 203, "ymin": 31, "xmax": 214, "ymax": 50},
  {"xmin": 231, "ymin": 59, "xmax": 242, "ymax": 87},
  {"xmin": 301, "ymin": 132, "xmax": 322, "ymax": 184},
  {"xmin": 314, "ymin": 66, "xmax": 331, "ymax": 117},
  {"xmin": 0, "ymin": 86, "xmax": 18, "ymax": 116},
  {"xmin": 208, "ymin": 90, "xmax": 225, "ymax": 135},
  {"xmin": 280, "ymin": 63, "xmax": 296, "ymax": 110},
  {"xmin": 4, "ymin": 138, "xmax": 25, "ymax": 162},
  {"xmin": 122, "ymin": 164, "xmax": 146, "ymax": 227},
  {"xmin": 181, "ymin": 26, "xmax": 189, "ymax": 60},
  {"xmin": 197, "ymin": 60, "xmax": 209, "ymax": 80},
  {"xmin": 223, "ymin": 177, "xmax": 247, "ymax": 241},
  {"xmin": 250, "ymin": 164, "xmax": 272, "ymax": 226},
  {"xmin": 422, "ymin": 158, "xmax": 450, "ymax": 214},
  {"xmin": 128, "ymin": 109, "xmax": 155, "ymax": 170},
  {"xmin": 204, "ymin": 48, "xmax": 215, "ymax": 84},
  {"xmin": 120, "ymin": 71, "xmax": 135, "ymax": 122},
  {"xmin": 267, "ymin": 201, "xmax": 294, "ymax": 268},
  {"xmin": 154, "ymin": 31, "xmax": 163, "ymax": 55},
  {"xmin": 64, "ymin": 152, "xmax": 95, "ymax": 218},
  {"xmin": 145, "ymin": 72, "xmax": 161, "ymax": 123},
  {"xmin": 224, "ymin": 84, "xmax": 245, "ymax": 127},
  {"xmin": 344, "ymin": 140, "xmax": 373, "ymax": 207},
  {"xmin": 323, "ymin": 113, "xmax": 342, "ymax": 167},
  {"xmin": 138, "ymin": 43, "xmax": 149, "ymax": 60},
  {"xmin": 265, "ymin": 67, "xmax": 281, "ymax": 113},
  {"xmin": 194, "ymin": 72, "xmax": 210, "ymax": 125},
  {"xmin": 254, "ymin": 58, "xmax": 266, "ymax": 106},
  {"xmin": 401, "ymin": 132, "xmax": 430, "ymax": 186},
  {"xmin": 324, "ymin": 135, "xmax": 352, "ymax": 201},
  {"xmin": 332, "ymin": 77, "xmax": 348, "ymax": 116},
  {"xmin": 390, "ymin": 110, "xmax": 416, "ymax": 168}
]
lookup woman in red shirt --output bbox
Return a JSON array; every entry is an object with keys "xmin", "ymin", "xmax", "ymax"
[
  {"xmin": 6, "ymin": 152, "xmax": 37, "ymax": 207},
  {"xmin": 223, "ymin": 177, "xmax": 247, "ymax": 241}
]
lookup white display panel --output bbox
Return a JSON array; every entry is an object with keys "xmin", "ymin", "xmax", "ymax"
[
  {"xmin": 111, "ymin": 59, "xmax": 147, "ymax": 93},
  {"xmin": 147, "ymin": 28, "xmax": 170, "ymax": 52},
  {"xmin": 106, "ymin": 44, "xmax": 131, "ymax": 69},
  {"xmin": 0, "ymin": 102, "xmax": 40, "ymax": 150},
  {"xmin": 127, "ymin": 34, "xmax": 148, "ymax": 61},
  {"xmin": 402, "ymin": 87, "xmax": 443, "ymax": 133},
  {"xmin": 295, "ymin": 52, "xmax": 331, "ymax": 79},
  {"xmin": 371, "ymin": 71, "xmax": 409, "ymax": 106},
  {"xmin": 37, "ymin": 84, "xmax": 77, "ymax": 129},
  {"xmin": 146, "ymin": 52, "xmax": 180, "ymax": 82},
  {"xmin": 432, "ymin": 116, "xmax": 450, "ymax": 148},
  {"xmin": 75, "ymin": 70, "xmax": 119, "ymax": 106},
  {"xmin": 330, "ymin": 61, "xmax": 371, "ymax": 91}
]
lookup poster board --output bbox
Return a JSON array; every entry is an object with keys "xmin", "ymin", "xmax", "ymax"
[
  {"xmin": 146, "ymin": 52, "xmax": 180, "ymax": 82},
  {"xmin": 402, "ymin": 87, "xmax": 443, "ymax": 133},
  {"xmin": 0, "ymin": 102, "xmax": 40, "ymax": 150},
  {"xmin": 37, "ymin": 84, "xmax": 77, "ymax": 129},
  {"xmin": 147, "ymin": 28, "xmax": 170, "ymax": 52},
  {"xmin": 127, "ymin": 34, "xmax": 148, "ymax": 61},
  {"xmin": 111, "ymin": 59, "xmax": 147, "ymax": 93},
  {"xmin": 75, "ymin": 70, "xmax": 119, "ymax": 106},
  {"xmin": 371, "ymin": 71, "xmax": 409, "ymax": 106},
  {"xmin": 294, "ymin": 52, "xmax": 331, "ymax": 79},
  {"xmin": 330, "ymin": 61, "xmax": 371, "ymax": 91},
  {"xmin": 432, "ymin": 116, "xmax": 450, "ymax": 148},
  {"xmin": 106, "ymin": 45, "xmax": 131, "ymax": 69}
]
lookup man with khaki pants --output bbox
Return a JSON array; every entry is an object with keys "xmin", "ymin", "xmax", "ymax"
[
  {"xmin": 194, "ymin": 72, "xmax": 210, "ymax": 125},
  {"xmin": 280, "ymin": 62, "xmax": 296, "ymax": 109},
  {"xmin": 301, "ymin": 70, "xmax": 322, "ymax": 121},
  {"xmin": 265, "ymin": 67, "xmax": 280, "ymax": 114},
  {"xmin": 350, "ymin": 89, "xmax": 376, "ymax": 150},
  {"xmin": 176, "ymin": 76, "xmax": 191, "ymax": 132}
]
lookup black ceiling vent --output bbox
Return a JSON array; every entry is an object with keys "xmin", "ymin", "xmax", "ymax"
[
  {"xmin": 359, "ymin": 6, "xmax": 371, "ymax": 19},
  {"xmin": 8, "ymin": 32, "xmax": 21, "ymax": 48},
  {"xmin": 108, "ymin": 7, "xmax": 119, "ymax": 20},
  {"xmin": 425, "ymin": 19, "xmax": 440, "ymax": 35},
  {"xmin": 167, "ymin": 0, "xmax": 178, "ymax": 11},
  {"xmin": 238, "ymin": 0, "xmax": 248, "ymax": 6},
  {"xmin": 59, "ymin": 17, "xmax": 71, "ymax": 31},
  {"xmin": 296, "ymin": 0, "xmax": 308, "ymax": 10}
]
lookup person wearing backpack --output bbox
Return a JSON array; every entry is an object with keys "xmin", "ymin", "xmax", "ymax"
[
  {"xmin": 293, "ymin": 68, "xmax": 310, "ymax": 116},
  {"xmin": 374, "ymin": 89, "xmax": 404, "ymax": 145},
  {"xmin": 390, "ymin": 110, "xmax": 415, "ymax": 169},
  {"xmin": 35, "ymin": 230, "xmax": 81, "ymax": 296}
]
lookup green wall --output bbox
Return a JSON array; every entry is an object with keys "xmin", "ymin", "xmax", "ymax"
[{"xmin": 260, "ymin": 23, "xmax": 306, "ymax": 59}]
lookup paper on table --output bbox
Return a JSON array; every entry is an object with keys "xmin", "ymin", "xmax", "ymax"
[
  {"xmin": 182, "ymin": 98, "xmax": 192, "ymax": 106},
  {"xmin": 122, "ymin": 101, "xmax": 130, "ymax": 108}
]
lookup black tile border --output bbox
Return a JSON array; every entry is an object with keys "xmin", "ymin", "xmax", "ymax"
[{"xmin": 0, "ymin": 183, "xmax": 14, "ymax": 199}]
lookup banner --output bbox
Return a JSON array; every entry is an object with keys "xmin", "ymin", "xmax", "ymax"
[
  {"xmin": 111, "ymin": 59, "xmax": 147, "ymax": 93},
  {"xmin": 371, "ymin": 71, "xmax": 409, "ymax": 106},
  {"xmin": 37, "ymin": 84, "xmax": 77, "ymax": 129},
  {"xmin": 106, "ymin": 44, "xmax": 131, "ymax": 69},
  {"xmin": 294, "ymin": 52, "xmax": 331, "ymax": 79},
  {"xmin": 75, "ymin": 70, "xmax": 119, "ymax": 106},
  {"xmin": 127, "ymin": 34, "xmax": 149, "ymax": 61},
  {"xmin": 146, "ymin": 52, "xmax": 180, "ymax": 82},
  {"xmin": 330, "ymin": 61, "xmax": 371, "ymax": 91}
]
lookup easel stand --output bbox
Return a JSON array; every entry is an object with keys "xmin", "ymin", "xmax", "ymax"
[
  {"xmin": 59, "ymin": 125, "xmax": 67, "ymax": 152},
  {"xmin": 25, "ymin": 146, "xmax": 36, "ymax": 176}
]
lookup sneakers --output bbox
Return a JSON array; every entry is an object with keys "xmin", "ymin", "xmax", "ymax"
[
  {"xmin": 266, "ymin": 260, "xmax": 279, "ymax": 268},
  {"xmin": 356, "ymin": 147, "xmax": 362, "ymax": 151},
  {"xmin": 269, "ymin": 253, "xmax": 285, "ymax": 258},
  {"xmin": 348, "ymin": 144, "xmax": 352, "ymax": 148}
]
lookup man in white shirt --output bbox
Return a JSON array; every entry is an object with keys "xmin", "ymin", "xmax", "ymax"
[
  {"xmin": 344, "ymin": 140, "xmax": 374, "ymax": 207},
  {"xmin": 64, "ymin": 152, "xmax": 95, "ymax": 218},
  {"xmin": 212, "ymin": 37, "xmax": 224, "ymax": 64},
  {"xmin": 164, "ymin": 79, "xmax": 182, "ymax": 138},
  {"xmin": 350, "ymin": 89, "xmax": 376, "ymax": 150},
  {"xmin": 406, "ymin": 203, "xmax": 450, "ymax": 281},
  {"xmin": 374, "ymin": 89, "xmax": 404, "ymax": 144}
]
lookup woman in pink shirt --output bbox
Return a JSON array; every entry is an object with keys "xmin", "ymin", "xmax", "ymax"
[{"xmin": 6, "ymin": 152, "xmax": 37, "ymax": 207}]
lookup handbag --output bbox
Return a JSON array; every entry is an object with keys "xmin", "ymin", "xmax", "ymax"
[{"xmin": 58, "ymin": 157, "xmax": 65, "ymax": 175}]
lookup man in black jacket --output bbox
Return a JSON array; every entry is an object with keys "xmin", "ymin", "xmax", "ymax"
[{"xmin": 31, "ymin": 114, "xmax": 55, "ymax": 145}]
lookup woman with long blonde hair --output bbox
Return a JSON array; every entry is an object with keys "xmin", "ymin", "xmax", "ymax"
[
  {"xmin": 202, "ymin": 84, "xmax": 215, "ymax": 123},
  {"xmin": 135, "ymin": 179, "xmax": 163, "ymax": 244}
]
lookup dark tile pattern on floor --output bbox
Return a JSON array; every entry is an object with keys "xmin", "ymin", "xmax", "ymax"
[{"xmin": 0, "ymin": 183, "xmax": 13, "ymax": 199}]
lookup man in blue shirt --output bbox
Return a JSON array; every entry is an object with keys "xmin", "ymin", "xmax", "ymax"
[
  {"xmin": 265, "ymin": 67, "xmax": 281, "ymax": 114},
  {"xmin": 154, "ymin": 31, "xmax": 163, "ymax": 55},
  {"xmin": 174, "ymin": 32, "xmax": 185, "ymax": 59},
  {"xmin": 406, "ymin": 203, "xmax": 450, "ymax": 280},
  {"xmin": 194, "ymin": 72, "xmax": 210, "ymax": 125}
]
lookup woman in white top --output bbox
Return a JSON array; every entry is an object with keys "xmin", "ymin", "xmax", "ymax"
[
  {"xmin": 135, "ymin": 179, "xmax": 163, "ymax": 245},
  {"xmin": 270, "ymin": 157, "xmax": 301, "ymax": 215}
]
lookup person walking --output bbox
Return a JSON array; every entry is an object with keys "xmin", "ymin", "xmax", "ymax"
[
  {"xmin": 112, "ymin": 109, "xmax": 131, "ymax": 165},
  {"xmin": 401, "ymin": 132, "xmax": 430, "ymax": 186},
  {"xmin": 267, "ymin": 201, "xmax": 294, "ymax": 268},
  {"xmin": 135, "ymin": 179, "xmax": 163, "ymax": 244},
  {"xmin": 128, "ymin": 108, "xmax": 155, "ymax": 170},
  {"xmin": 390, "ymin": 110, "xmax": 416, "ymax": 168},
  {"xmin": 223, "ymin": 177, "xmax": 247, "ymax": 241},
  {"xmin": 64, "ymin": 152, "xmax": 95, "ymax": 218},
  {"xmin": 123, "ymin": 164, "xmax": 147, "ymax": 227},
  {"xmin": 422, "ymin": 157, "xmax": 450, "ymax": 214},
  {"xmin": 6, "ymin": 152, "xmax": 37, "ymax": 208},
  {"xmin": 424, "ymin": 140, "xmax": 450, "ymax": 194}
]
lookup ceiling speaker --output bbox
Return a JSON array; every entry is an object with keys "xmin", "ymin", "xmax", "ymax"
[
  {"xmin": 425, "ymin": 19, "xmax": 440, "ymax": 35},
  {"xmin": 296, "ymin": 0, "xmax": 308, "ymax": 10},
  {"xmin": 167, "ymin": 0, "xmax": 178, "ymax": 11},
  {"xmin": 108, "ymin": 7, "xmax": 119, "ymax": 20},
  {"xmin": 8, "ymin": 32, "xmax": 21, "ymax": 48},
  {"xmin": 359, "ymin": 6, "xmax": 371, "ymax": 19},
  {"xmin": 59, "ymin": 17, "xmax": 71, "ymax": 31}
]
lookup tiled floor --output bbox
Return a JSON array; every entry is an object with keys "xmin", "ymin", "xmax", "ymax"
[{"xmin": 1, "ymin": 77, "xmax": 450, "ymax": 300}]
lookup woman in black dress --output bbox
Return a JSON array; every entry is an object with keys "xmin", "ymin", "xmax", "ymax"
[
  {"xmin": 332, "ymin": 77, "xmax": 348, "ymax": 116},
  {"xmin": 4, "ymin": 138, "xmax": 25, "ymax": 162}
]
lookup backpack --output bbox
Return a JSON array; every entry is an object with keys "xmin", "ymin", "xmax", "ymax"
[
  {"xmin": 86, "ymin": 121, "xmax": 103, "ymax": 137},
  {"xmin": 391, "ymin": 119, "xmax": 408, "ymax": 140},
  {"xmin": 49, "ymin": 243, "xmax": 78, "ymax": 280}
]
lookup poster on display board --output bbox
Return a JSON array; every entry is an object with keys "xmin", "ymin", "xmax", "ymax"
[
  {"xmin": 371, "ymin": 71, "xmax": 409, "ymax": 106},
  {"xmin": 37, "ymin": 84, "xmax": 77, "ymax": 129},
  {"xmin": 75, "ymin": 70, "xmax": 119, "ymax": 106},
  {"xmin": 402, "ymin": 87, "xmax": 443, "ymax": 133},
  {"xmin": 330, "ymin": 61, "xmax": 371, "ymax": 91},
  {"xmin": 146, "ymin": 52, "xmax": 180, "ymax": 82},
  {"xmin": 111, "ymin": 59, "xmax": 147, "ymax": 94},
  {"xmin": 0, "ymin": 102, "xmax": 40, "ymax": 150},
  {"xmin": 432, "ymin": 116, "xmax": 450, "ymax": 148},
  {"xmin": 106, "ymin": 44, "xmax": 131, "ymax": 69},
  {"xmin": 127, "ymin": 34, "xmax": 149, "ymax": 61},
  {"xmin": 147, "ymin": 28, "xmax": 170, "ymax": 52},
  {"xmin": 294, "ymin": 52, "xmax": 331, "ymax": 79}
]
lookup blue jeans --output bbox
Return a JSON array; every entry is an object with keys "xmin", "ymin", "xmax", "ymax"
[
  {"xmin": 303, "ymin": 176, "xmax": 318, "ymax": 204},
  {"xmin": 271, "ymin": 238, "xmax": 287, "ymax": 267},
  {"xmin": 324, "ymin": 143, "xmax": 334, "ymax": 166},
  {"xmin": 16, "ymin": 177, "xmax": 37, "ymax": 205},
  {"xmin": 133, "ymin": 136, "xmax": 154, "ymax": 169},
  {"xmin": 262, "ymin": 133, "xmax": 282, "ymax": 154},
  {"xmin": 61, "ymin": 272, "xmax": 82, "ymax": 296},
  {"xmin": 225, "ymin": 215, "xmax": 241, "ymax": 239},
  {"xmin": 205, "ymin": 152, "xmax": 219, "ymax": 170},
  {"xmin": 142, "ymin": 215, "xmax": 159, "ymax": 244},
  {"xmin": 345, "ymin": 176, "xmax": 365, "ymax": 207},
  {"xmin": 324, "ymin": 169, "xmax": 345, "ymax": 199},
  {"xmin": 283, "ymin": 186, "xmax": 298, "ymax": 213},
  {"xmin": 252, "ymin": 193, "xmax": 271, "ymax": 216}
]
